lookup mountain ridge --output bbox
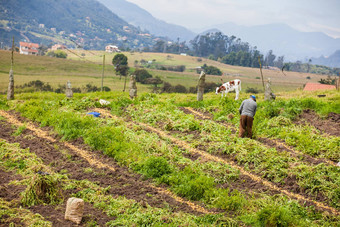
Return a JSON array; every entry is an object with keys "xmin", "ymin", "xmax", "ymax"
[
  {"xmin": 96, "ymin": 0, "xmax": 196, "ymax": 41},
  {"xmin": 0, "ymin": 0, "xmax": 154, "ymax": 49}
]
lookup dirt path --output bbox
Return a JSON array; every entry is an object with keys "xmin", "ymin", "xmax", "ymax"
[
  {"xmin": 182, "ymin": 107, "xmax": 338, "ymax": 167},
  {"xmin": 93, "ymin": 108, "xmax": 340, "ymax": 216},
  {"xmin": 0, "ymin": 110, "xmax": 212, "ymax": 216}
]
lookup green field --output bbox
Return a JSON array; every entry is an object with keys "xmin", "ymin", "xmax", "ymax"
[
  {"xmin": 0, "ymin": 89, "xmax": 339, "ymax": 226},
  {"xmin": 0, "ymin": 49, "xmax": 332, "ymax": 95}
]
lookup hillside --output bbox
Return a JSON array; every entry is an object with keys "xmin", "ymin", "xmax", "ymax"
[
  {"xmin": 0, "ymin": 50, "xmax": 332, "ymax": 94},
  {"xmin": 0, "ymin": 0, "xmax": 155, "ymax": 49},
  {"xmin": 202, "ymin": 22, "xmax": 340, "ymax": 61},
  {"xmin": 97, "ymin": 0, "xmax": 196, "ymax": 41}
]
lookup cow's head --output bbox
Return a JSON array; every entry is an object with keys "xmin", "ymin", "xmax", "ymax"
[{"xmin": 216, "ymin": 85, "xmax": 225, "ymax": 94}]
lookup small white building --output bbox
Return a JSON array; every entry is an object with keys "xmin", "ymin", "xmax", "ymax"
[
  {"xmin": 105, "ymin": 45, "xmax": 120, "ymax": 53},
  {"xmin": 51, "ymin": 44, "xmax": 66, "ymax": 50}
]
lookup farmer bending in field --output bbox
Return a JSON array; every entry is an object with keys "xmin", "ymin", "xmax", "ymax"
[{"xmin": 239, "ymin": 95, "xmax": 257, "ymax": 138}]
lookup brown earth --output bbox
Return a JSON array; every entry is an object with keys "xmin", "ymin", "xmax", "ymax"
[
  {"xmin": 295, "ymin": 109, "xmax": 340, "ymax": 137},
  {"xmin": 0, "ymin": 112, "xmax": 209, "ymax": 218},
  {"xmin": 0, "ymin": 169, "xmax": 25, "ymax": 202},
  {"xmin": 0, "ymin": 169, "xmax": 112, "ymax": 226}
]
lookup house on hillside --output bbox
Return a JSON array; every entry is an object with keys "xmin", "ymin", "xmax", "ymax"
[
  {"xmin": 303, "ymin": 83, "xmax": 336, "ymax": 91},
  {"xmin": 19, "ymin": 42, "xmax": 39, "ymax": 55},
  {"xmin": 105, "ymin": 45, "xmax": 120, "ymax": 53},
  {"xmin": 51, "ymin": 44, "xmax": 66, "ymax": 50}
]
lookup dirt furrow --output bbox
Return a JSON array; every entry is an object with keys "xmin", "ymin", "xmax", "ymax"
[
  {"xmin": 0, "ymin": 110, "xmax": 212, "ymax": 215},
  {"xmin": 93, "ymin": 108, "xmax": 339, "ymax": 215},
  {"xmin": 0, "ymin": 164, "xmax": 112, "ymax": 226},
  {"xmin": 183, "ymin": 107, "xmax": 338, "ymax": 167}
]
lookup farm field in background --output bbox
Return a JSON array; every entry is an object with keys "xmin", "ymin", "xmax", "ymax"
[
  {"xmin": 0, "ymin": 88, "xmax": 339, "ymax": 225},
  {"xmin": 0, "ymin": 49, "xmax": 332, "ymax": 94}
]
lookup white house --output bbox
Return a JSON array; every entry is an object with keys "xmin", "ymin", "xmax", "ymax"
[
  {"xmin": 19, "ymin": 42, "xmax": 39, "ymax": 55},
  {"xmin": 105, "ymin": 45, "xmax": 120, "ymax": 53}
]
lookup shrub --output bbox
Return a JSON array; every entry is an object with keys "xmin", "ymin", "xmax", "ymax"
[
  {"xmin": 245, "ymin": 87, "xmax": 260, "ymax": 94},
  {"xmin": 134, "ymin": 69, "xmax": 153, "ymax": 84},
  {"xmin": 201, "ymin": 64, "xmax": 222, "ymax": 75},
  {"xmin": 46, "ymin": 50, "xmax": 67, "ymax": 58},
  {"xmin": 162, "ymin": 82, "xmax": 174, "ymax": 93},
  {"xmin": 205, "ymin": 82, "xmax": 219, "ymax": 93},
  {"xmin": 174, "ymin": 84, "xmax": 187, "ymax": 93}
]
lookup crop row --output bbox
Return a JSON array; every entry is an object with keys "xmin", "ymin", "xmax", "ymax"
[{"xmin": 1, "ymin": 92, "xmax": 339, "ymax": 226}]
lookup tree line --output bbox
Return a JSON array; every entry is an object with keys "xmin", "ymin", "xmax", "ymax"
[{"xmin": 145, "ymin": 32, "xmax": 339, "ymax": 76}]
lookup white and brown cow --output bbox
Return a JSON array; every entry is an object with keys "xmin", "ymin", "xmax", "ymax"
[{"xmin": 215, "ymin": 79, "xmax": 241, "ymax": 100}]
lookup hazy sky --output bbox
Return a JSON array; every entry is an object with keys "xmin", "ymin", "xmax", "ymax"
[{"xmin": 126, "ymin": 0, "xmax": 340, "ymax": 38}]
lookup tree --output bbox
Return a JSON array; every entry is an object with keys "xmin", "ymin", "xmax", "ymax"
[
  {"xmin": 265, "ymin": 50, "xmax": 276, "ymax": 67},
  {"xmin": 38, "ymin": 45, "xmax": 48, "ymax": 56},
  {"xmin": 112, "ymin": 53, "xmax": 129, "ymax": 91}
]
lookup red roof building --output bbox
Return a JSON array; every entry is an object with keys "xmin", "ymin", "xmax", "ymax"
[
  {"xmin": 19, "ymin": 42, "xmax": 39, "ymax": 55},
  {"xmin": 303, "ymin": 83, "xmax": 336, "ymax": 91}
]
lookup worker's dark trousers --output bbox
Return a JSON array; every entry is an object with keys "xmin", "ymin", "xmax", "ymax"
[{"xmin": 239, "ymin": 115, "xmax": 254, "ymax": 138}]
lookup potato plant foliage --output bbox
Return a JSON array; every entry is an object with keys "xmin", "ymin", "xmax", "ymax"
[{"xmin": 0, "ymin": 89, "xmax": 339, "ymax": 226}]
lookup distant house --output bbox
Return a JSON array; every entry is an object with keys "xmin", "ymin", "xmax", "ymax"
[
  {"xmin": 51, "ymin": 44, "xmax": 66, "ymax": 51},
  {"xmin": 105, "ymin": 45, "xmax": 120, "ymax": 53},
  {"xmin": 19, "ymin": 42, "xmax": 39, "ymax": 55},
  {"xmin": 303, "ymin": 83, "xmax": 336, "ymax": 91}
]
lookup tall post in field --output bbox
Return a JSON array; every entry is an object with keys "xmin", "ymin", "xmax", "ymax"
[
  {"xmin": 66, "ymin": 81, "xmax": 73, "ymax": 98},
  {"xmin": 7, "ymin": 36, "xmax": 15, "ymax": 100},
  {"xmin": 129, "ymin": 75, "xmax": 137, "ymax": 99},
  {"xmin": 197, "ymin": 71, "xmax": 206, "ymax": 101},
  {"xmin": 258, "ymin": 56, "xmax": 265, "ymax": 91},
  {"xmin": 101, "ymin": 54, "xmax": 105, "ymax": 92},
  {"xmin": 337, "ymin": 72, "xmax": 340, "ymax": 91}
]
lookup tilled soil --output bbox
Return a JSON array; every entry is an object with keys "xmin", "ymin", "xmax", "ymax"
[
  {"xmin": 0, "ymin": 169, "xmax": 112, "ymax": 226},
  {"xmin": 0, "ymin": 112, "xmax": 207, "ymax": 217},
  {"xmin": 0, "ymin": 169, "xmax": 25, "ymax": 202},
  {"xmin": 295, "ymin": 109, "xmax": 340, "ymax": 137}
]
